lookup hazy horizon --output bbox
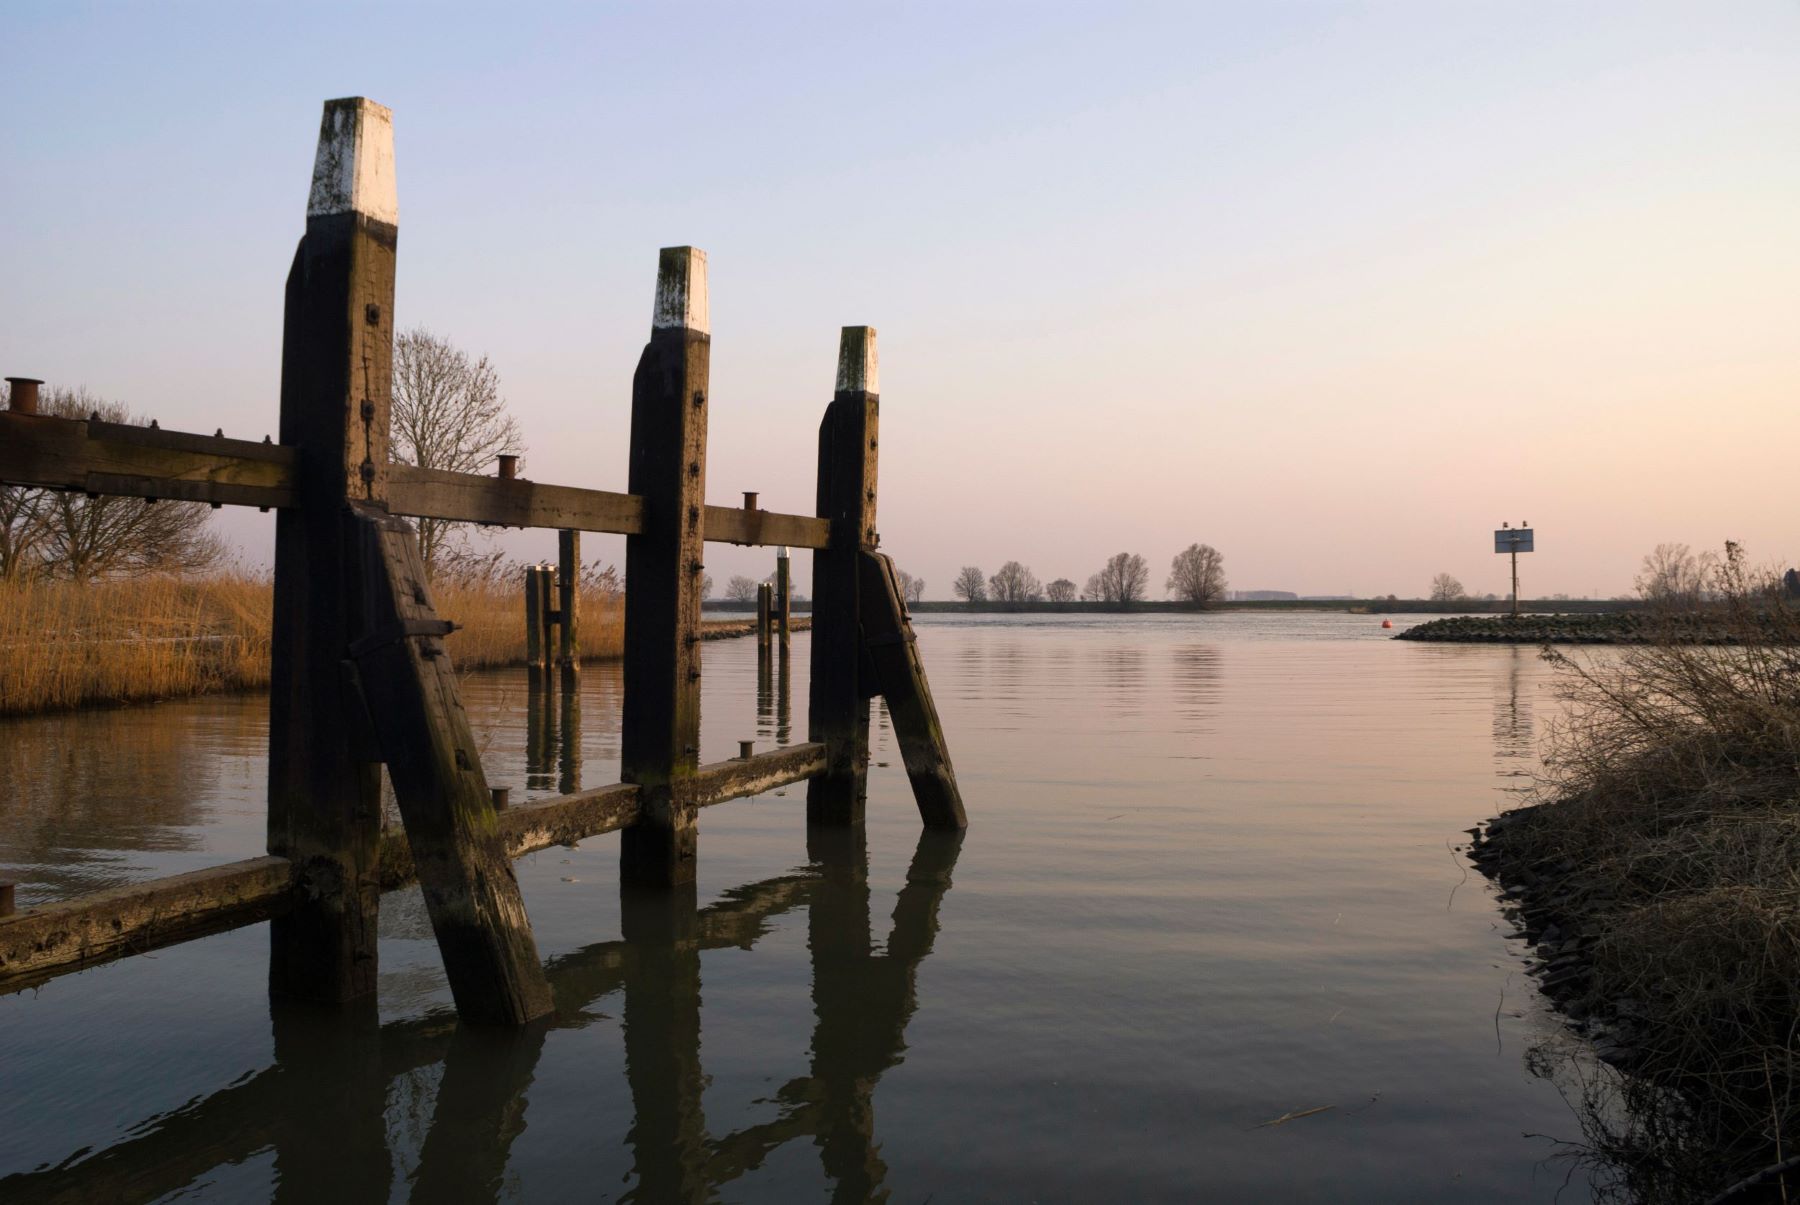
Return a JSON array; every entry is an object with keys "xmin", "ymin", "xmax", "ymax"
[{"xmin": 5, "ymin": 3, "xmax": 1795, "ymax": 600}]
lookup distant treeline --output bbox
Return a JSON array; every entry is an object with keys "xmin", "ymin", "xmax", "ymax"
[{"xmin": 703, "ymin": 597, "xmax": 1643, "ymax": 616}]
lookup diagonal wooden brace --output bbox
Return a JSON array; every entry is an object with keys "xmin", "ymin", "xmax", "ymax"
[
  {"xmin": 857, "ymin": 551, "xmax": 968, "ymax": 829},
  {"xmin": 348, "ymin": 503, "xmax": 554, "ymax": 1024}
]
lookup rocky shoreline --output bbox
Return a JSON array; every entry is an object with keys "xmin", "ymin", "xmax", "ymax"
[{"xmin": 1397, "ymin": 613, "xmax": 1729, "ymax": 644}]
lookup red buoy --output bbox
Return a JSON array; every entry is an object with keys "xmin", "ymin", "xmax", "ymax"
[{"xmin": 1381, "ymin": 619, "xmax": 1393, "ymax": 629}]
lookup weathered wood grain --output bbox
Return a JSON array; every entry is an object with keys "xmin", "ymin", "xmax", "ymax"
[
  {"xmin": 349, "ymin": 507, "xmax": 553, "ymax": 1024},
  {"xmin": 0, "ymin": 412, "xmax": 295, "ymax": 508},
  {"xmin": 621, "ymin": 247, "xmax": 711, "ymax": 887},
  {"xmin": 808, "ymin": 327, "xmax": 879, "ymax": 825},
  {"xmin": 859, "ymin": 552, "xmax": 968, "ymax": 828},
  {"xmin": 266, "ymin": 96, "xmax": 395, "ymax": 1003}
]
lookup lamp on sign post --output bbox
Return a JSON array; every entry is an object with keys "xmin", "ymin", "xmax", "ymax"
[{"xmin": 1494, "ymin": 522, "xmax": 1534, "ymax": 617}]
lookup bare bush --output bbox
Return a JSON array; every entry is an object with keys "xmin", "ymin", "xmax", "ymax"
[
  {"xmin": 988, "ymin": 561, "xmax": 1042, "ymax": 604},
  {"xmin": 1167, "ymin": 543, "xmax": 1227, "ymax": 606},
  {"xmin": 1045, "ymin": 578, "xmax": 1077, "ymax": 603},
  {"xmin": 391, "ymin": 328, "xmax": 524, "ymax": 572}
]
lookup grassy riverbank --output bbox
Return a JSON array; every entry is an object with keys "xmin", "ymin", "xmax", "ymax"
[
  {"xmin": 1470, "ymin": 559, "xmax": 1800, "ymax": 1202},
  {"xmin": 0, "ymin": 574, "xmax": 625, "ymax": 716}
]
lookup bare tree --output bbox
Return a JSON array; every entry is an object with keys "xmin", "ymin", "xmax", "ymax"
[
  {"xmin": 1045, "ymin": 578, "xmax": 1077, "ymax": 603},
  {"xmin": 1087, "ymin": 552, "xmax": 1150, "ymax": 605},
  {"xmin": 1635, "ymin": 542, "xmax": 1718, "ymax": 605},
  {"xmin": 954, "ymin": 566, "xmax": 987, "ymax": 603},
  {"xmin": 25, "ymin": 389, "xmax": 224, "ymax": 581},
  {"xmin": 1167, "ymin": 543, "xmax": 1227, "ymax": 606},
  {"xmin": 1429, "ymin": 573, "xmax": 1465, "ymax": 603},
  {"xmin": 390, "ymin": 328, "xmax": 525, "ymax": 572},
  {"xmin": 988, "ymin": 561, "xmax": 1042, "ymax": 604},
  {"xmin": 701, "ymin": 573, "xmax": 714, "ymax": 601},
  {"xmin": 895, "ymin": 568, "xmax": 926, "ymax": 603},
  {"xmin": 726, "ymin": 574, "xmax": 760, "ymax": 603}
]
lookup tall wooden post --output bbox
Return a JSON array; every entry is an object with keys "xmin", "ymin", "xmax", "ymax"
[
  {"xmin": 267, "ymin": 97, "xmax": 397, "ymax": 1002},
  {"xmin": 558, "ymin": 529, "xmax": 580, "ymax": 666},
  {"xmin": 524, "ymin": 564, "xmax": 548, "ymax": 668},
  {"xmin": 776, "ymin": 546, "xmax": 793, "ymax": 648},
  {"xmin": 807, "ymin": 327, "xmax": 878, "ymax": 826},
  {"xmin": 620, "ymin": 247, "xmax": 710, "ymax": 888},
  {"xmin": 756, "ymin": 580, "xmax": 772, "ymax": 649}
]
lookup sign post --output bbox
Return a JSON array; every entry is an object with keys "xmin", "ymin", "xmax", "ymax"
[{"xmin": 1493, "ymin": 523, "xmax": 1534, "ymax": 617}]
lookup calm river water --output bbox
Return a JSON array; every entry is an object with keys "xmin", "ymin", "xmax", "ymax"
[{"xmin": 0, "ymin": 612, "xmax": 1596, "ymax": 1202}]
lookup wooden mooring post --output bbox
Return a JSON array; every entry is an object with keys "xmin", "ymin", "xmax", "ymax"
[
  {"xmin": 776, "ymin": 545, "xmax": 793, "ymax": 648},
  {"xmin": 0, "ymin": 95, "xmax": 967, "ymax": 1026}
]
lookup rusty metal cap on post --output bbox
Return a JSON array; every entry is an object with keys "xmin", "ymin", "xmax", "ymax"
[{"xmin": 5, "ymin": 378, "xmax": 44, "ymax": 415}]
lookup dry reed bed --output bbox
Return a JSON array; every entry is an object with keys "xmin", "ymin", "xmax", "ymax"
[
  {"xmin": 0, "ymin": 575, "xmax": 623, "ymax": 716},
  {"xmin": 1472, "ymin": 549, "xmax": 1800, "ymax": 1204}
]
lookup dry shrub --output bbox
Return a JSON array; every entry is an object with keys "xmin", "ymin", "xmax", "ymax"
[
  {"xmin": 1492, "ymin": 544, "xmax": 1800, "ymax": 1202},
  {"xmin": 0, "ymin": 572, "xmax": 273, "ymax": 714}
]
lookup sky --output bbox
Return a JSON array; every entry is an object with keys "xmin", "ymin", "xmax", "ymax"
[{"xmin": 4, "ymin": 2, "xmax": 1796, "ymax": 599}]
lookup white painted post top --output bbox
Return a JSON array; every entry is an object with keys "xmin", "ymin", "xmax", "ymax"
[
  {"xmin": 836, "ymin": 326, "xmax": 878, "ymax": 394},
  {"xmin": 653, "ymin": 247, "xmax": 709, "ymax": 334},
  {"xmin": 307, "ymin": 98, "xmax": 397, "ymax": 225},
  {"xmin": 778, "ymin": 546, "xmax": 790, "ymax": 560}
]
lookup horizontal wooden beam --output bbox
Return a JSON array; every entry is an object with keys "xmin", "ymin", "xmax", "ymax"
[
  {"xmin": 0, "ymin": 419, "xmax": 832, "ymax": 549},
  {"xmin": 388, "ymin": 464, "xmax": 645, "ymax": 534},
  {"xmin": 703, "ymin": 503, "xmax": 829, "ymax": 550},
  {"xmin": 0, "ymin": 856, "xmax": 299, "ymax": 992},
  {"xmin": 0, "ymin": 412, "xmax": 296, "ymax": 508},
  {"xmin": 2, "ymin": 744, "xmax": 828, "ymax": 993}
]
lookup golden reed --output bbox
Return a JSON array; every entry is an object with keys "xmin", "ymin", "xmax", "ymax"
[{"xmin": 0, "ymin": 574, "xmax": 623, "ymax": 716}]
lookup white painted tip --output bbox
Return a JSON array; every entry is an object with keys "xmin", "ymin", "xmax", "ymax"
[
  {"xmin": 307, "ymin": 98, "xmax": 397, "ymax": 225},
  {"xmin": 778, "ymin": 546, "xmax": 791, "ymax": 560},
  {"xmin": 652, "ymin": 247, "xmax": 709, "ymax": 334},
  {"xmin": 836, "ymin": 326, "xmax": 878, "ymax": 394}
]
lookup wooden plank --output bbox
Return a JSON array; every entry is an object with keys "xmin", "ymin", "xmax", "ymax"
[
  {"xmin": 266, "ymin": 96, "xmax": 395, "ymax": 1003},
  {"xmin": 348, "ymin": 506, "xmax": 553, "ymax": 1024},
  {"xmin": 859, "ymin": 552, "xmax": 968, "ymax": 828},
  {"xmin": 702, "ymin": 503, "xmax": 829, "ymax": 550},
  {"xmin": 0, "ymin": 411, "xmax": 295, "ymax": 508},
  {"xmin": 388, "ymin": 463, "xmax": 645, "ymax": 534},
  {"xmin": 0, "ymin": 745, "xmax": 825, "ymax": 994},
  {"xmin": 0, "ymin": 857, "xmax": 297, "ymax": 992},
  {"xmin": 807, "ymin": 327, "xmax": 879, "ymax": 826},
  {"xmin": 620, "ymin": 247, "xmax": 711, "ymax": 888}
]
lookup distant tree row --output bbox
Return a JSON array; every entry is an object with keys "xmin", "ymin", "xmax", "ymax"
[{"xmin": 949, "ymin": 544, "xmax": 1228, "ymax": 607}]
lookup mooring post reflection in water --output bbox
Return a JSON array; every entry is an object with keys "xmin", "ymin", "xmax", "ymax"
[
  {"xmin": 0, "ymin": 828, "xmax": 963, "ymax": 1201},
  {"xmin": 523, "ymin": 665, "xmax": 585, "ymax": 796},
  {"xmin": 755, "ymin": 643, "xmax": 795, "ymax": 748}
]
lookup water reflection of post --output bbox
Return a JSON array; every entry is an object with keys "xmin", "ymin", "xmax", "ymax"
[
  {"xmin": 620, "ymin": 884, "xmax": 707, "ymax": 1204},
  {"xmin": 757, "ymin": 642, "xmax": 775, "ymax": 742},
  {"xmin": 0, "ymin": 836, "xmax": 963, "ymax": 1201},
  {"xmin": 558, "ymin": 664, "xmax": 582, "ymax": 796},
  {"xmin": 411, "ymin": 1018, "xmax": 553, "ymax": 1203},
  {"xmin": 776, "ymin": 645, "xmax": 792, "ymax": 747},
  {"xmin": 525, "ymin": 666, "xmax": 556, "ymax": 793},
  {"xmin": 269, "ymin": 998, "xmax": 389, "ymax": 1204},
  {"xmin": 1492, "ymin": 646, "xmax": 1534, "ymax": 801}
]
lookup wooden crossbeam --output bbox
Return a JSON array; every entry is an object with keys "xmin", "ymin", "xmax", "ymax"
[
  {"xmin": 0, "ymin": 743, "xmax": 826, "ymax": 994},
  {"xmin": 0, "ymin": 420, "xmax": 828, "ymax": 548},
  {"xmin": 0, "ymin": 411, "xmax": 295, "ymax": 508}
]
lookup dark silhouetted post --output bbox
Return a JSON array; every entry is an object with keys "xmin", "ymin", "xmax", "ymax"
[
  {"xmin": 776, "ymin": 545, "xmax": 792, "ymax": 648},
  {"xmin": 808, "ymin": 328, "xmax": 878, "ymax": 826},
  {"xmin": 524, "ymin": 564, "xmax": 550, "ymax": 669},
  {"xmin": 558, "ymin": 529, "xmax": 580, "ymax": 666},
  {"xmin": 267, "ymin": 97, "xmax": 396, "ymax": 1002},
  {"xmin": 620, "ymin": 247, "xmax": 710, "ymax": 887},
  {"xmin": 757, "ymin": 580, "xmax": 773, "ymax": 649},
  {"xmin": 348, "ymin": 507, "xmax": 553, "ymax": 1024}
]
